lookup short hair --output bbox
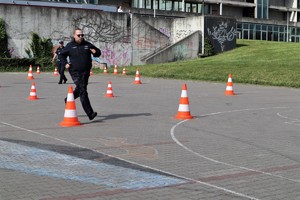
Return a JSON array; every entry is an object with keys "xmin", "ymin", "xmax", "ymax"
[{"xmin": 73, "ymin": 28, "xmax": 82, "ymax": 34}]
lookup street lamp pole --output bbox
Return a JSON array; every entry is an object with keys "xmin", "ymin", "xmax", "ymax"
[
  {"xmin": 202, "ymin": 0, "xmax": 204, "ymax": 16},
  {"xmin": 286, "ymin": 9, "xmax": 289, "ymax": 42},
  {"xmin": 201, "ymin": 0, "xmax": 205, "ymax": 55}
]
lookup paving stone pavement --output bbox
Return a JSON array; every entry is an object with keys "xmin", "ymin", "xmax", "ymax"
[{"xmin": 0, "ymin": 72, "xmax": 300, "ymax": 200}]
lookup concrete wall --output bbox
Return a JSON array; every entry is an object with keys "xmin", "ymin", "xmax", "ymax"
[
  {"xmin": 145, "ymin": 31, "xmax": 200, "ymax": 64},
  {"xmin": 0, "ymin": 4, "xmax": 131, "ymax": 66},
  {"xmin": 172, "ymin": 16, "xmax": 203, "ymax": 43},
  {"xmin": 0, "ymin": 4, "xmax": 236, "ymax": 66},
  {"xmin": 131, "ymin": 16, "xmax": 172, "ymax": 65}
]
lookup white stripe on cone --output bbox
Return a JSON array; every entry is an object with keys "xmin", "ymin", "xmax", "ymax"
[
  {"xmin": 67, "ymin": 93, "xmax": 74, "ymax": 101},
  {"xmin": 178, "ymin": 104, "xmax": 190, "ymax": 112},
  {"xmin": 64, "ymin": 109, "xmax": 78, "ymax": 118}
]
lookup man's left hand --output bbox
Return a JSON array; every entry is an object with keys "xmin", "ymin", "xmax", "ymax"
[{"xmin": 90, "ymin": 49, "xmax": 96, "ymax": 54}]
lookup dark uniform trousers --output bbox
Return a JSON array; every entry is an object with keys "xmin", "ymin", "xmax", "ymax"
[
  {"xmin": 71, "ymin": 72, "xmax": 94, "ymax": 116},
  {"xmin": 57, "ymin": 60, "xmax": 67, "ymax": 83}
]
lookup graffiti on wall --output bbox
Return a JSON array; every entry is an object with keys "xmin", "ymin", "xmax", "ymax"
[
  {"xmin": 159, "ymin": 27, "xmax": 171, "ymax": 38},
  {"xmin": 101, "ymin": 43, "xmax": 131, "ymax": 66},
  {"xmin": 207, "ymin": 21, "xmax": 236, "ymax": 52},
  {"xmin": 71, "ymin": 13, "xmax": 131, "ymax": 66},
  {"xmin": 72, "ymin": 14, "xmax": 127, "ymax": 44},
  {"xmin": 174, "ymin": 29, "xmax": 194, "ymax": 42}
]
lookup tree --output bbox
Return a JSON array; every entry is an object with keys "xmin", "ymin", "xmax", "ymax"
[{"xmin": 0, "ymin": 18, "xmax": 10, "ymax": 58}]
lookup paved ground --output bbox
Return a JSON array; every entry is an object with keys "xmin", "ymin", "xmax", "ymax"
[{"xmin": 0, "ymin": 71, "xmax": 299, "ymax": 200}]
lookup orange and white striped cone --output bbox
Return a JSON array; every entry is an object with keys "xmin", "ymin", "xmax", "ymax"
[
  {"xmin": 28, "ymin": 82, "xmax": 38, "ymax": 100},
  {"xmin": 105, "ymin": 81, "xmax": 114, "ymax": 98},
  {"xmin": 36, "ymin": 66, "xmax": 41, "ymax": 74},
  {"xmin": 27, "ymin": 65, "xmax": 34, "ymax": 80},
  {"xmin": 103, "ymin": 66, "xmax": 107, "ymax": 74},
  {"xmin": 122, "ymin": 67, "xmax": 126, "ymax": 75},
  {"xmin": 133, "ymin": 68, "xmax": 142, "ymax": 84},
  {"xmin": 90, "ymin": 69, "xmax": 93, "ymax": 76},
  {"xmin": 53, "ymin": 67, "xmax": 59, "ymax": 76},
  {"xmin": 60, "ymin": 86, "xmax": 81, "ymax": 127},
  {"xmin": 113, "ymin": 65, "xmax": 118, "ymax": 74},
  {"xmin": 224, "ymin": 74, "xmax": 235, "ymax": 96},
  {"xmin": 175, "ymin": 84, "xmax": 193, "ymax": 119}
]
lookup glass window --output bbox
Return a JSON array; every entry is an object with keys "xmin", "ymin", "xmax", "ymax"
[
  {"xmin": 243, "ymin": 24, "xmax": 249, "ymax": 29},
  {"xmin": 279, "ymin": 26, "xmax": 284, "ymax": 32},
  {"xmin": 273, "ymin": 32, "xmax": 278, "ymax": 41},
  {"xmin": 185, "ymin": 3, "xmax": 191, "ymax": 12},
  {"xmin": 279, "ymin": 33, "xmax": 285, "ymax": 41},
  {"xmin": 198, "ymin": 3, "xmax": 202, "ymax": 14},
  {"xmin": 191, "ymin": 4, "xmax": 197, "ymax": 13},
  {"xmin": 256, "ymin": 31, "xmax": 261, "ymax": 40},
  {"xmin": 256, "ymin": 24, "xmax": 261, "ymax": 31},
  {"xmin": 153, "ymin": 0, "xmax": 158, "ymax": 9},
  {"xmin": 243, "ymin": 30, "xmax": 249, "ymax": 39},
  {"xmin": 166, "ymin": 0, "xmax": 172, "ymax": 11},
  {"xmin": 257, "ymin": 0, "xmax": 268, "ymax": 19},
  {"xmin": 262, "ymin": 25, "xmax": 266, "ymax": 31},
  {"xmin": 160, "ymin": 0, "xmax": 166, "ymax": 10},
  {"xmin": 268, "ymin": 25, "xmax": 273, "ymax": 32},
  {"xmin": 262, "ymin": 32, "xmax": 267, "ymax": 40},
  {"xmin": 268, "ymin": 32, "xmax": 272, "ymax": 41},
  {"xmin": 173, "ymin": 1, "xmax": 179, "ymax": 11},
  {"xmin": 237, "ymin": 23, "xmax": 242, "ymax": 29},
  {"xmin": 146, "ymin": 0, "xmax": 151, "ymax": 9},
  {"xmin": 133, "ymin": 0, "xmax": 138, "ymax": 8},
  {"xmin": 250, "ymin": 29, "xmax": 254, "ymax": 39},
  {"xmin": 257, "ymin": 4, "xmax": 262, "ymax": 18}
]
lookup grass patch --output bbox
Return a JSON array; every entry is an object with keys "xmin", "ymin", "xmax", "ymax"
[{"xmin": 118, "ymin": 39, "xmax": 300, "ymax": 88}]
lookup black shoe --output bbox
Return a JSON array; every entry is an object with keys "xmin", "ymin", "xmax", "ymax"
[
  {"xmin": 58, "ymin": 81, "xmax": 62, "ymax": 84},
  {"xmin": 88, "ymin": 112, "xmax": 97, "ymax": 120},
  {"xmin": 63, "ymin": 79, "xmax": 67, "ymax": 84}
]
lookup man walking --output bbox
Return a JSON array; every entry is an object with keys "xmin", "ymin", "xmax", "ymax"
[
  {"xmin": 52, "ymin": 41, "xmax": 67, "ymax": 84},
  {"xmin": 60, "ymin": 28, "xmax": 101, "ymax": 120}
]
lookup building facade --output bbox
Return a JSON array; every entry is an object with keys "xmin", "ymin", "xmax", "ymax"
[
  {"xmin": 3, "ymin": 0, "xmax": 300, "ymax": 42},
  {"xmin": 131, "ymin": 0, "xmax": 300, "ymax": 42}
]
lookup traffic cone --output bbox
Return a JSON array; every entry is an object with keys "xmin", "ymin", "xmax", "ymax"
[
  {"xmin": 113, "ymin": 65, "xmax": 118, "ymax": 74},
  {"xmin": 60, "ymin": 86, "xmax": 81, "ymax": 127},
  {"xmin": 105, "ymin": 81, "xmax": 114, "ymax": 98},
  {"xmin": 175, "ymin": 84, "xmax": 193, "ymax": 119},
  {"xmin": 224, "ymin": 74, "xmax": 235, "ymax": 96},
  {"xmin": 28, "ymin": 82, "xmax": 38, "ymax": 100},
  {"xmin": 36, "ymin": 66, "xmax": 41, "ymax": 74},
  {"xmin": 122, "ymin": 67, "xmax": 126, "ymax": 75},
  {"xmin": 103, "ymin": 66, "xmax": 107, "ymax": 74},
  {"xmin": 53, "ymin": 67, "xmax": 59, "ymax": 76},
  {"xmin": 90, "ymin": 69, "xmax": 93, "ymax": 76},
  {"xmin": 27, "ymin": 65, "xmax": 34, "ymax": 80},
  {"xmin": 133, "ymin": 68, "xmax": 142, "ymax": 84}
]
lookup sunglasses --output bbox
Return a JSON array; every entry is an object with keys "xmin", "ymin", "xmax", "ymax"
[{"xmin": 77, "ymin": 34, "xmax": 84, "ymax": 37}]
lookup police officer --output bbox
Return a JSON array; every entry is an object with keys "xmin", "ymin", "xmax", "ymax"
[
  {"xmin": 60, "ymin": 28, "xmax": 101, "ymax": 120},
  {"xmin": 52, "ymin": 41, "xmax": 67, "ymax": 84}
]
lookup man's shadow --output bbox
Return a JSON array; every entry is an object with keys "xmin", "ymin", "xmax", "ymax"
[{"xmin": 80, "ymin": 113, "xmax": 152, "ymax": 124}]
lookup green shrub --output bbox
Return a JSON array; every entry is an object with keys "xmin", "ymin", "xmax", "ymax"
[
  {"xmin": 204, "ymin": 37, "xmax": 214, "ymax": 56},
  {"xmin": 0, "ymin": 18, "xmax": 10, "ymax": 58},
  {"xmin": 0, "ymin": 58, "xmax": 36, "ymax": 71}
]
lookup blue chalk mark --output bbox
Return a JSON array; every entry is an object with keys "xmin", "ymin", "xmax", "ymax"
[{"xmin": 0, "ymin": 140, "xmax": 186, "ymax": 189}]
